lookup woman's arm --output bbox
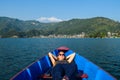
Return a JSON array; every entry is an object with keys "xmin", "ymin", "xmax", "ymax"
[
  {"xmin": 66, "ymin": 53, "xmax": 76, "ymax": 63},
  {"xmin": 48, "ymin": 52, "xmax": 57, "ymax": 66}
]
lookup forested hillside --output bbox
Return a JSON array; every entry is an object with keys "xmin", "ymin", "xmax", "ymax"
[{"xmin": 0, "ymin": 17, "xmax": 120, "ymax": 38}]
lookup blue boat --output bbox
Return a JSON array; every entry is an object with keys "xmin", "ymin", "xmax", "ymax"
[{"xmin": 10, "ymin": 47, "xmax": 116, "ymax": 80}]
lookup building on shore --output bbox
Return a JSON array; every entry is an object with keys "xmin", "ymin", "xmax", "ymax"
[{"xmin": 107, "ymin": 32, "xmax": 111, "ymax": 38}]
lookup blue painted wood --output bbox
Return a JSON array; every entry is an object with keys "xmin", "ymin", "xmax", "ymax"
[{"xmin": 12, "ymin": 69, "xmax": 32, "ymax": 80}]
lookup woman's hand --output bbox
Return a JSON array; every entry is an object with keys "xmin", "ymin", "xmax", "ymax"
[{"xmin": 48, "ymin": 52, "xmax": 52, "ymax": 58}]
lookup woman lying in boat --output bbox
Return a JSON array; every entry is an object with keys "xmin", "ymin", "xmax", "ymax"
[{"xmin": 48, "ymin": 50, "xmax": 88, "ymax": 80}]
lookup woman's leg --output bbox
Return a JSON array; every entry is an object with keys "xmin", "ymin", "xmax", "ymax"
[
  {"xmin": 51, "ymin": 64, "xmax": 64, "ymax": 80},
  {"xmin": 63, "ymin": 61, "xmax": 78, "ymax": 80}
]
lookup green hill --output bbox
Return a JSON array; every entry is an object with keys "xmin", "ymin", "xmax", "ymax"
[{"xmin": 0, "ymin": 16, "xmax": 120, "ymax": 38}]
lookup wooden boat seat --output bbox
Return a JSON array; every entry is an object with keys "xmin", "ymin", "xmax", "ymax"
[{"xmin": 39, "ymin": 69, "xmax": 88, "ymax": 80}]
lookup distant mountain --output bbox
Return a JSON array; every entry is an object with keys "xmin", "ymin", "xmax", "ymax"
[
  {"xmin": 0, "ymin": 16, "xmax": 120, "ymax": 38},
  {"xmin": 54, "ymin": 17, "xmax": 120, "ymax": 34},
  {"xmin": 0, "ymin": 17, "xmax": 54, "ymax": 31}
]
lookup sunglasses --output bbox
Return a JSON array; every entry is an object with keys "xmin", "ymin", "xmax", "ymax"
[{"xmin": 58, "ymin": 54, "xmax": 64, "ymax": 56}]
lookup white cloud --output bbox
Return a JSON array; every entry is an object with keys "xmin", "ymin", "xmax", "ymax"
[{"xmin": 37, "ymin": 17, "xmax": 63, "ymax": 23}]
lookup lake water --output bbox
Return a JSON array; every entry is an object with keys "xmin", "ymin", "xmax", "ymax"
[{"xmin": 0, "ymin": 38, "xmax": 120, "ymax": 80}]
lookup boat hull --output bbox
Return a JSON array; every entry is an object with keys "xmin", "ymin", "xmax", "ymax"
[{"xmin": 10, "ymin": 49, "xmax": 116, "ymax": 80}]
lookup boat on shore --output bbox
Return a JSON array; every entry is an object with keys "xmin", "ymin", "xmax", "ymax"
[{"xmin": 10, "ymin": 47, "xmax": 116, "ymax": 80}]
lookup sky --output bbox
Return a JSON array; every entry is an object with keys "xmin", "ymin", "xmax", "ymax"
[{"xmin": 0, "ymin": 0, "xmax": 120, "ymax": 22}]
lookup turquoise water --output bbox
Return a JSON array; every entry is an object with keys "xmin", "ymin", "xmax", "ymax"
[{"xmin": 0, "ymin": 38, "xmax": 120, "ymax": 79}]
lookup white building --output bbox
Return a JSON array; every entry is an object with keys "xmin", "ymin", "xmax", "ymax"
[{"xmin": 107, "ymin": 32, "xmax": 111, "ymax": 38}]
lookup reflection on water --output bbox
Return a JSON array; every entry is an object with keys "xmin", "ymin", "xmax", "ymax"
[{"xmin": 0, "ymin": 38, "xmax": 120, "ymax": 79}]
